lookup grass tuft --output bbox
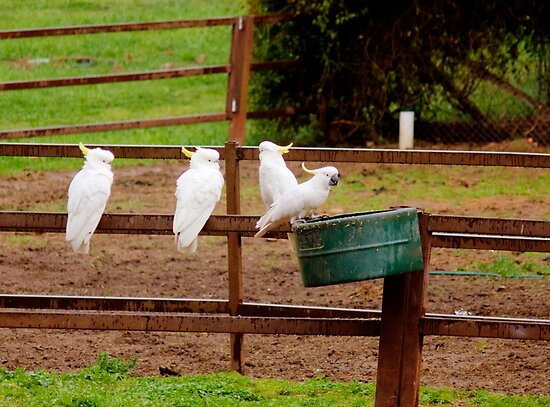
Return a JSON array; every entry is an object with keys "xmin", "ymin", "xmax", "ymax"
[{"xmin": 472, "ymin": 254, "xmax": 550, "ymax": 278}]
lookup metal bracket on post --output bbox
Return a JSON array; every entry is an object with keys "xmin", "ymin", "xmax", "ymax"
[
  {"xmin": 226, "ymin": 16, "xmax": 254, "ymax": 145},
  {"xmin": 374, "ymin": 211, "xmax": 432, "ymax": 407},
  {"xmin": 224, "ymin": 140, "xmax": 244, "ymax": 373}
]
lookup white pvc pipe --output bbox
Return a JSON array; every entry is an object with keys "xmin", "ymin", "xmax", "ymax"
[{"xmin": 399, "ymin": 111, "xmax": 415, "ymax": 149}]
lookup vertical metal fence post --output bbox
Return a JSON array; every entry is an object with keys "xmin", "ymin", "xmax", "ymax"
[
  {"xmin": 226, "ymin": 16, "xmax": 255, "ymax": 145},
  {"xmin": 224, "ymin": 140, "xmax": 245, "ymax": 373},
  {"xmin": 374, "ymin": 211, "xmax": 432, "ymax": 407}
]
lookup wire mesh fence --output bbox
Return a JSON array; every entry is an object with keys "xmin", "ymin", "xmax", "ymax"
[
  {"xmin": 384, "ymin": 53, "xmax": 550, "ymax": 148},
  {"xmin": 415, "ymin": 117, "xmax": 550, "ymax": 147}
]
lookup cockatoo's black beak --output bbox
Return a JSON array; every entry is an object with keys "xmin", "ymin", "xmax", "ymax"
[{"xmin": 329, "ymin": 174, "xmax": 339, "ymax": 186}]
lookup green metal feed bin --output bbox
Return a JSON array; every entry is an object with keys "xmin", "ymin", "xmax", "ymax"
[{"xmin": 290, "ymin": 208, "xmax": 424, "ymax": 287}]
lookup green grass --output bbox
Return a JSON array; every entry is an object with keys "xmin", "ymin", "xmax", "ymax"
[
  {"xmin": 464, "ymin": 254, "xmax": 550, "ymax": 278},
  {"xmin": 1, "ymin": 354, "xmax": 549, "ymax": 406},
  {"xmin": 3, "ymin": 234, "xmax": 48, "ymax": 250},
  {"xmin": 0, "ymin": 1, "xmax": 246, "ymax": 29},
  {"xmin": 0, "ymin": 0, "xmax": 247, "ymax": 174}
]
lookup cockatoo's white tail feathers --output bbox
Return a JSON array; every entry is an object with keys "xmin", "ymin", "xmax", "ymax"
[
  {"xmin": 254, "ymin": 200, "xmax": 292, "ymax": 238},
  {"xmin": 66, "ymin": 210, "xmax": 102, "ymax": 254},
  {"xmin": 254, "ymin": 225, "xmax": 270, "ymax": 239},
  {"xmin": 255, "ymin": 205, "xmax": 275, "ymax": 230},
  {"xmin": 174, "ymin": 209, "xmax": 212, "ymax": 253},
  {"xmin": 189, "ymin": 237, "xmax": 198, "ymax": 253},
  {"xmin": 176, "ymin": 234, "xmax": 199, "ymax": 253},
  {"xmin": 254, "ymin": 216, "xmax": 289, "ymax": 238},
  {"xmin": 71, "ymin": 239, "xmax": 90, "ymax": 254}
]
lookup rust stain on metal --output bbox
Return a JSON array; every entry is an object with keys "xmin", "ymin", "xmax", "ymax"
[
  {"xmin": 240, "ymin": 302, "xmax": 381, "ymax": 319},
  {"xmin": 431, "ymin": 234, "xmax": 550, "ymax": 253},
  {"xmin": 0, "ymin": 106, "xmax": 307, "ymax": 140},
  {"xmin": 0, "ymin": 61, "xmax": 297, "ymax": 92},
  {"xmin": 226, "ymin": 17, "xmax": 254, "ymax": 145},
  {"xmin": 0, "ymin": 113, "xmax": 228, "ymax": 139},
  {"xmin": 0, "ymin": 18, "xmax": 237, "ymax": 39},
  {"xmin": 0, "ymin": 15, "xmax": 290, "ymax": 40},
  {"xmin": 421, "ymin": 314, "xmax": 550, "ymax": 341},
  {"xmin": 0, "ymin": 310, "xmax": 380, "ymax": 336},
  {"xmin": 429, "ymin": 215, "xmax": 550, "ymax": 237},
  {"xmin": 246, "ymin": 148, "xmax": 550, "ymax": 168},
  {"xmin": 224, "ymin": 140, "xmax": 245, "ymax": 372},
  {"xmin": 0, "ymin": 211, "xmax": 292, "ymax": 236},
  {"xmin": 2, "ymin": 143, "xmax": 548, "ymax": 169},
  {"xmin": 0, "ymin": 65, "xmax": 229, "ymax": 91},
  {"xmin": 0, "ymin": 295, "xmax": 229, "ymax": 313}
]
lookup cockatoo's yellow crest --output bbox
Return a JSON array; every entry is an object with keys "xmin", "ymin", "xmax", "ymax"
[
  {"xmin": 277, "ymin": 143, "xmax": 293, "ymax": 154},
  {"xmin": 301, "ymin": 162, "xmax": 316, "ymax": 175},
  {"xmin": 79, "ymin": 142, "xmax": 90, "ymax": 156},
  {"xmin": 181, "ymin": 146, "xmax": 195, "ymax": 158}
]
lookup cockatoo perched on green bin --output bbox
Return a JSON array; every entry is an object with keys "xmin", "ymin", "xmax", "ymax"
[
  {"xmin": 173, "ymin": 146, "xmax": 224, "ymax": 253},
  {"xmin": 254, "ymin": 163, "xmax": 339, "ymax": 238},
  {"xmin": 66, "ymin": 143, "xmax": 114, "ymax": 254},
  {"xmin": 258, "ymin": 141, "xmax": 297, "ymax": 208}
]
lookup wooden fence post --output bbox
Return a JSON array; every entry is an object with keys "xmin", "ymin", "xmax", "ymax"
[
  {"xmin": 226, "ymin": 16, "xmax": 254, "ymax": 145},
  {"xmin": 374, "ymin": 211, "xmax": 432, "ymax": 406},
  {"xmin": 224, "ymin": 140, "xmax": 244, "ymax": 373}
]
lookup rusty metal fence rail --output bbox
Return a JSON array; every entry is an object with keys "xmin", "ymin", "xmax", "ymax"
[
  {"xmin": 2, "ymin": 143, "xmax": 550, "ymax": 165},
  {"xmin": 0, "ymin": 15, "xmax": 290, "ymax": 39},
  {"xmin": 1, "ymin": 142, "xmax": 550, "ymax": 406}
]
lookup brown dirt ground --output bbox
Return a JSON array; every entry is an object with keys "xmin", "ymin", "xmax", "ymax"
[{"xmin": 0, "ymin": 152, "xmax": 549, "ymax": 395}]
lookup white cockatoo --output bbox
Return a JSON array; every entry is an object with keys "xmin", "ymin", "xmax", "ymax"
[
  {"xmin": 254, "ymin": 163, "xmax": 339, "ymax": 238},
  {"xmin": 173, "ymin": 146, "xmax": 224, "ymax": 253},
  {"xmin": 258, "ymin": 141, "xmax": 297, "ymax": 208},
  {"xmin": 66, "ymin": 143, "xmax": 114, "ymax": 254}
]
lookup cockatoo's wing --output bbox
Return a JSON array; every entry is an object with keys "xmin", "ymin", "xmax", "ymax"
[
  {"xmin": 66, "ymin": 171, "xmax": 112, "ymax": 254},
  {"xmin": 259, "ymin": 164, "xmax": 297, "ymax": 208},
  {"xmin": 256, "ymin": 165, "xmax": 339, "ymax": 239},
  {"xmin": 254, "ymin": 187, "xmax": 304, "ymax": 238},
  {"xmin": 173, "ymin": 168, "xmax": 224, "ymax": 253}
]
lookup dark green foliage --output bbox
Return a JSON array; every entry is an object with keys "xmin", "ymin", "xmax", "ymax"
[{"xmin": 249, "ymin": 0, "xmax": 549, "ymax": 146}]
